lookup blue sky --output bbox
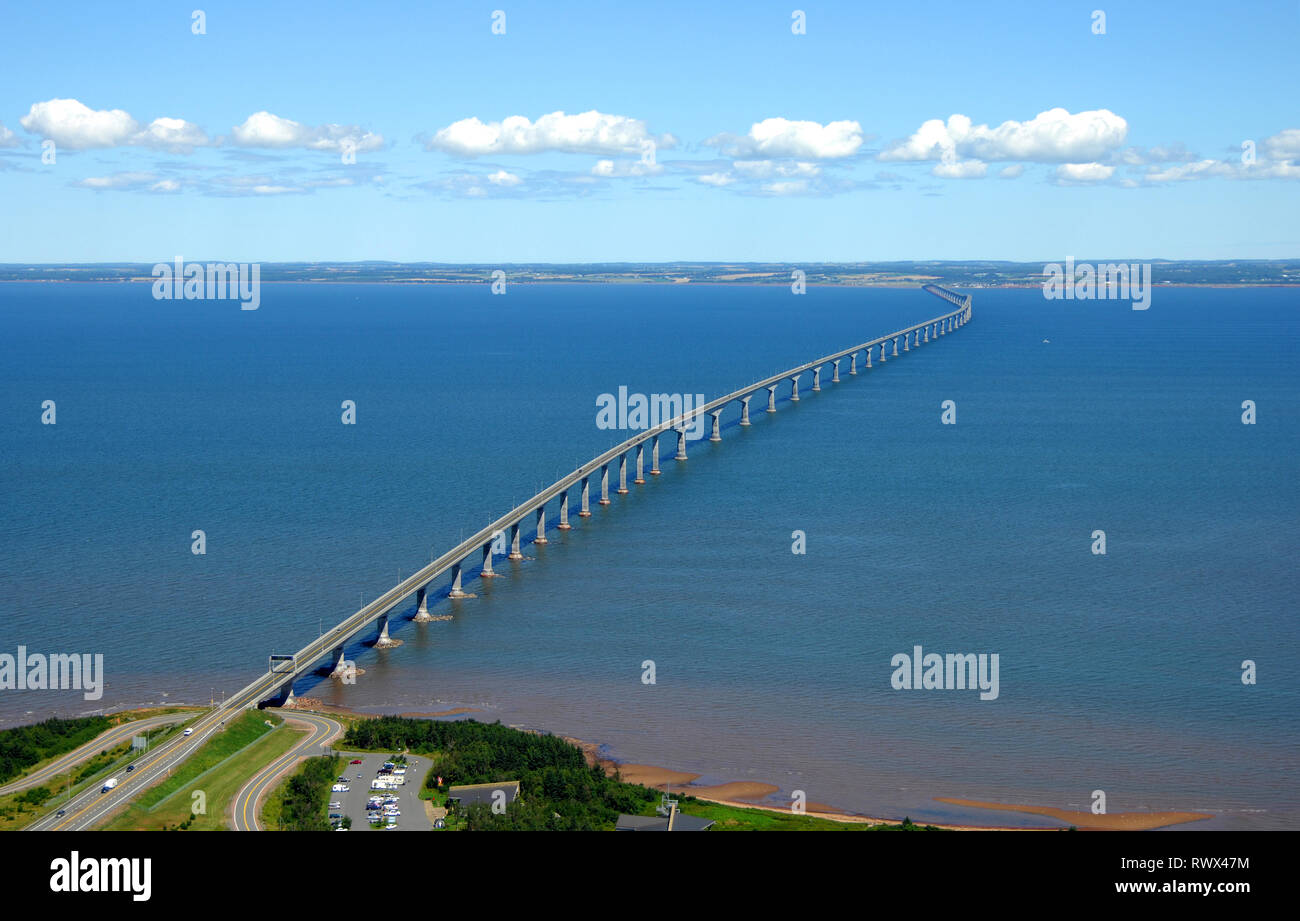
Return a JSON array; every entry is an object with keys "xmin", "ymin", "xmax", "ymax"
[{"xmin": 1, "ymin": 0, "xmax": 1297, "ymax": 262}]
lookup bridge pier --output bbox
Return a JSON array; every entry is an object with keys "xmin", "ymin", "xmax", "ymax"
[
  {"xmin": 618, "ymin": 454, "xmax": 629, "ymax": 494},
  {"xmin": 558, "ymin": 491, "xmax": 572, "ymax": 529},
  {"xmin": 812, "ymin": 367, "xmax": 821, "ymax": 392},
  {"xmin": 635, "ymin": 444, "xmax": 646, "ymax": 483},
  {"xmin": 375, "ymin": 612, "xmax": 402, "ymax": 648},
  {"xmin": 850, "ymin": 352, "xmax": 858, "ymax": 375},
  {"xmin": 579, "ymin": 477, "xmax": 592, "ymax": 517},
  {"xmin": 651, "ymin": 435, "xmax": 661, "ymax": 474},
  {"xmin": 534, "ymin": 506, "xmax": 547, "ymax": 543},
  {"xmin": 877, "ymin": 342, "xmax": 885, "ymax": 363},
  {"xmin": 790, "ymin": 374, "xmax": 801, "ymax": 401},
  {"xmin": 675, "ymin": 428, "xmax": 688, "ymax": 460},
  {"xmin": 709, "ymin": 412, "xmax": 722, "ymax": 442},
  {"xmin": 413, "ymin": 586, "xmax": 434, "ymax": 621},
  {"xmin": 481, "ymin": 542, "xmax": 498, "ymax": 577},
  {"xmin": 940, "ymin": 319, "xmax": 946, "ymax": 335},
  {"xmin": 329, "ymin": 645, "xmax": 350, "ymax": 679},
  {"xmin": 892, "ymin": 337, "xmax": 900, "ymax": 357},
  {"xmin": 740, "ymin": 395, "xmax": 752, "ymax": 425},
  {"xmin": 449, "ymin": 561, "xmax": 468, "ymax": 598},
  {"xmin": 599, "ymin": 464, "xmax": 611, "ymax": 505},
  {"xmin": 766, "ymin": 385, "xmax": 777, "ymax": 412},
  {"xmin": 923, "ymin": 326, "xmax": 929, "ymax": 343},
  {"xmin": 832, "ymin": 359, "xmax": 840, "ymax": 383},
  {"xmin": 509, "ymin": 522, "xmax": 524, "ymax": 560}
]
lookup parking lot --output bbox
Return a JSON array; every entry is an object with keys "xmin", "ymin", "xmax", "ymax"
[{"xmin": 330, "ymin": 751, "xmax": 434, "ymax": 832}]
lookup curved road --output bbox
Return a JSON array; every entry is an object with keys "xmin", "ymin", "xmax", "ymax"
[
  {"xmin": 231, "ymin": 711, "xmax": 344, "ymax": 831},
  {"xmin": 0, "ymin": 712, "xmax": 192, "ymax": 797}
]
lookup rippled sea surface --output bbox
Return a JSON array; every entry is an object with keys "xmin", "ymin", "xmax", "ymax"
[{"xmin": 2, "ymin": 281, "xmax": 1297, "ymax": 828}]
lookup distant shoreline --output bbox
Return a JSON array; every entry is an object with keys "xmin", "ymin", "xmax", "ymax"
[{"xmin": 2, "ymin": 278, "xmax": 1297, "ymax": 288}]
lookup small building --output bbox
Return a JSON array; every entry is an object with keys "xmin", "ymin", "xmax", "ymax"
[
  {"xmin": 446, "ymin": 781, "xmax": 521, "ymax": 809},
  {"xmin": 616, "ymin": 804, "xmax": 714, "ymax": 832}
]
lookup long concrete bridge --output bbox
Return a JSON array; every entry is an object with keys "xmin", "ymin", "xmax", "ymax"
[{"xmin": 259, "ymin": 285, "xmax": 973, "ymax": 702}]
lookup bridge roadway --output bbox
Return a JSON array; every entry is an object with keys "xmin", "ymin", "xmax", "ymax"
[
  {"xmin": 32, "ymin": 286, "xmax": 972, "ymax": 831},
  {"xmin": 272, "ymin": 286, "xmax": 973, "ymax": 692}
]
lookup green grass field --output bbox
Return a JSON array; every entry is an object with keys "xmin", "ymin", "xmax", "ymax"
[
  {"xmin": 102, "ymin": 711, "xmax": 295, "ymax": 831},
  {"xmin": 669, "ymin": 798, "xmax": 939, "ymax": 831}
]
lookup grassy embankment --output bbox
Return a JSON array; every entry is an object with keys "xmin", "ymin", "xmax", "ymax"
[{"xmin": 102, "ymin": 711, "xmax": 296, "ymax": 831}]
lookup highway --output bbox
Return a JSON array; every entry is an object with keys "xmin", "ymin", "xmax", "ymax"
[
  {"xmin": 0, "ymin": 712, "xmax": 191, "ymax": 797},
  {"xmin": 231, "ymin": 711, "xmax": 343, "ymax": 831},
  {"xmin": 27, "ymin": 669, "xmax": 289, "ymax": 831}
]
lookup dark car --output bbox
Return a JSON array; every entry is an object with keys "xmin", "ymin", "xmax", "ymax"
[
  {"xmin": 125, "ymin": 765, "xmax": 135, "ymax": 773},
  {"xmin": 56, "ymin": 810, "xmax": 66, "ymax": 818},
  {"xmin": 350, "ymin": 759, "xmax": 362, "ymax": 764}
]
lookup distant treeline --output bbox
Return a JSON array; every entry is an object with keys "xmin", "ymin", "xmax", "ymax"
[
  {"xmin": 0, "ymin": 716, "xmax": 110, "ymax": 783},
  {"xmin": 273, "ymin": 755, "xmax": 341, "ymax": 831},
  {"xmin": 343, "ymin": 717, "xmax": 656, "ymax": 830}
]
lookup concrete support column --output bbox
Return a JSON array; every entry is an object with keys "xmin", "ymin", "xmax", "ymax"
[
  {"xmin": 766, "ymin": 386, "xmax": 777, "ymax": 412},
  {"xmin": 534, "ymin": 506, "xmax": 548, "ymax": 544},
  {"xmin": 329, "ymin": 645, "xmax": 349, "ymax": 678},
  {"xmin": 375, "ymin": 612, "xmax": 401, "ymax": 648},
  {"xmin": 790, "ymin": 374, "xmax": 801, "ymax": 401},
  {"xmin": 449, "ymin": 562, "xmax": 467, "ymax": 598},
  {"xmin": 675, "ymin": 428, "xmax": 688, "ymax": 460},
  {"xmin": 635, "ymin": 445, "xmax": 646, "ymax": 483},
  {"xmin": 414, "ymin": 586, "xmax": 433, "ymax": 622},
  {"xmin": 923, "ymin": 326, "xmax": 929, "ymax": 343},
  {"xmin": 812, "ymin": 367, "xmax": 821, "ymax": 392},
  {"xmin": 481, "ymin": 542, "xmax": 497, "ymax": 577},
  {"xmin": 651, "ymin": 435, "xmax": 661, "ymax": 474},
  {"xmin": 509, "ymin": 522, "xmax": 523, "ymax": 560},
  {"xmin": 867, "ymin": 346, "xmax": 874, "ymax": 367},
  {"xmin": 850, "ymin": 352, "xmax": 858, "ymax": 375},
  {"xmin": 877, "ymin": 342, "xmax": 885, "ymax": 363},
  {"xmin": 618, "ymin": 454, "xmax": 629, "ymax": 494},
  {"xmin": 580, "ymin": 477, "xmax": 592, "ymax": 516},
  {"xmin": 832, "ymin": 360, "xmax": 841, "ymax": 383},
  {"xmin": 740, "ymin": 395, "xmax": 752, "ymax": 425},
  {"xmin": 558, "ymin": 491, "xmax": 572, "ymax": 529},
  {"xmin": 904, "ymin": 332, "xmax": 910, "ymax": 352},
  {"xmin": 599, "ymin": 464, "xmax": 611, "ymax": 505},
  {"xmin": 710, "ymin": 411, "xmax": 722, "ymax": 442},
  {"xmin": 941, "ymin": 319, "xmax": 946, "ymax": 335},
  {"xmin": 892, "ymin": 337, "xmax": 900, "ymax": 357}
]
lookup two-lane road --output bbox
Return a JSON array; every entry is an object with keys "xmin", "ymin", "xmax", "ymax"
[{"xmin": 231, "ymin": 711, "xmax": 344, "ymax": 831}]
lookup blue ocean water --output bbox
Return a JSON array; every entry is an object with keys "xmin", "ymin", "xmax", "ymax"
[{"xmin": 1, "ymin": 281, "xmax": 1297, "ymax": 828}]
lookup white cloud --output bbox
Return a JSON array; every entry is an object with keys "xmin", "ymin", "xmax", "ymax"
[
  {"xmin": 697, "ymin": 172, "xmax": 734, "ymax": 186},
  {"xmin": 1263, "ymin": 128, "xmax": 1300, "ymax": 162},
  {"xmin": 933, "ymin": 158, "xmax": 987, "ymax": 179},
  {"xmin": 590, "ymin": 158, "xmax": 663, "ymax": 177},
  {"xmin": 19, "ymin": 99, "xmax": 213, "ymax": 151},
  {"xmin": 231, "ymin": 111, "xmax": 383, "ymax": 153},
  {"xmin": 487, "ymin": 169, "xmax": 522, "ymax": 186},
  {"xmin": 1054, "ymin": 162, "xmax": 1116, "ymax": 183},
  {"xmin": 0, "ymin": 122, "xmax": 20, "ymax": 148},
  {"xmin": 426, "ymin": 110, "xmax": 666, "ymax": 157},
  {"xmin": 709, "ymin": 118, "xmax": 863, "ymax": 159},
  {"xmin": 998, "ymin": 164, "xmax": 1024, "ymax": 179},
  {"xmin": 881, "ymin": 108, "xmax": 1128, "ymax": 164},
  {"xmin": 760, "ymin": 179, "xmax": 812, "ymax": 195},
  {"xmin": 21, "ymin": 98, "xmax": 138, "ymax": 148},
  {"xmin": 732, "ymin": 159, "xmax": 821, "ymax": 178}
]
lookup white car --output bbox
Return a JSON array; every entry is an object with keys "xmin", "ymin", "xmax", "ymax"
[
  {"xmin": 183, "ymin": 728, "xmax": 194, "ymax": 736},
  {"xmin": 329, "ymin": 801, "xmax": 342, "ymax": 809}
]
